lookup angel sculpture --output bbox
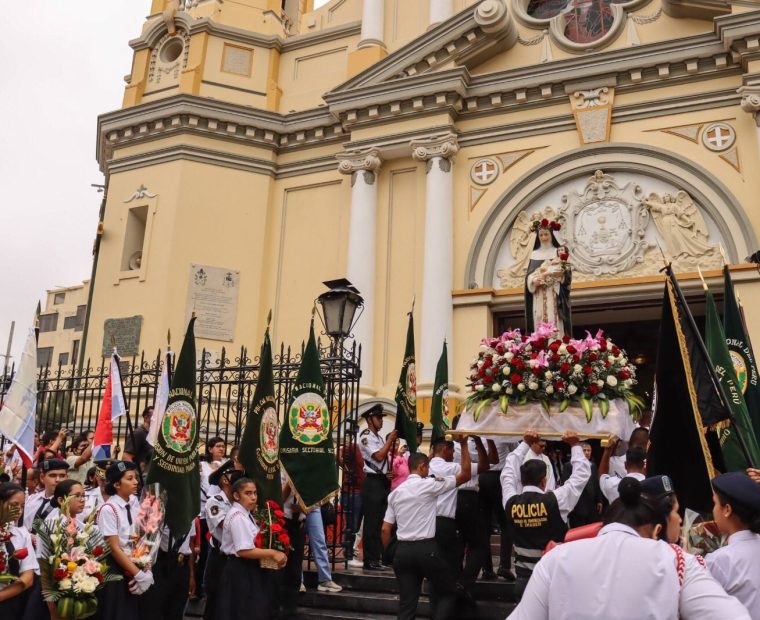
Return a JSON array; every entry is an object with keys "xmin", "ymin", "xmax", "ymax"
[
  {"xmin": 496, "ymin": 211, "xmax": 534, "ymax": 287},
  {"xmin": 643, "ymin": 191, "xmax": 716, "ymax": 259}
]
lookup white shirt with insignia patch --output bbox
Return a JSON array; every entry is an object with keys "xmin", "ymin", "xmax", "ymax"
[
  {"xmin": 359, "ymin": 429, "xmax": 389, "ymax": 474},
  {"xmin": 428, "ymin": 457, "xmax": 462, "ymax": 518},
  {"xmin": 205, "ymin": 493, "xmax": 231, "ymax": 548}
]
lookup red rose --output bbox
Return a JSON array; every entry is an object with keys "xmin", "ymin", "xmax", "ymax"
[
  {"xmin": 551, "ymin": 221, "xmax": 561, "ymax": 231},
  {"xmin": 551, "ymin": 353, "xmax": 560, "ymax": 363},
  {"xmin": 255, "ymin": 533, "xmax": 265, "ymax": 548},
  {"xmin": 14, "ymin": 548, "xmax": 28, "ymax": 560},
  {"xmin": 588, "ymin": 385, "xmax": 599, "ymax": 395},
  {"xmin": 588, "ymin": 353, "xmax": 597, "ymax": 362},
  {"xmin": 566, "ymin": 345, "xmax": 576, "ymax": 354},
  {"xmin": 599, "ymin": 339, "xmax": 608, "ymax": 351},
  {"xmin": 560, "ymin": 363, "xmax": 571, "ymax": 374},
  {"xmin": 604, "ymin": 361, "xmax": 610, "ymax": 368},
  {"xmin": 510, "ymin": 373, "xmax": 522, "ymax": 385},
  {"xmin": 582, "ymin": 366, "xmax": 593, "ymax": 376},
  {"xmin": 541, "ymin": 218, "xmax": 549, "ymax": 227},
  {"xmin": 514, "ymin": 359, "xmax": 525, "ymax": 370},
  {"xmin": 572, "ymin": 355, "xmax": 580, "ymax": 364},
  {"xmin": 483, "ymin": 356, "xmax": 492, "ymax": 368},
  {"xmin": 274, "ymin": 509, "xmax": 285, "ymax": 519},
  {"xmin": 278, "ymin": 534, "xmax": 290, "ymax": 546},
  {"xmin": 534, "ymin": 338, "xmax": 545, "ymax": 350},
  {"xmin": 53, "ymin": 568, "xmax": 68, "ymax": 581},
  {"xmin": 96, "ymin": 573, "xmax": 104, "ymax": 583},
  {"xmin": 271, "ymin": 523, "xmax": 283, "ymax": 534},
  {"xmin": 92, "ymin": 545, "xmax": 104, "ymax": 557},
  {"xmin": 549, "ymin": 341, "xmax": 561, "ymax": 352},
  {"xmin": 495, "ymin": 343, "xmax": 505, "ymax": 354},
  {"xmin": 0, "ymin": 561, "xmax": 6, "ymax": 572},
  {"xmin": 483, "ymin": 375, "xmax": 494, "ymax": 385},
  {"xmin": 532, "ymin": 367, "xmax": 542, "ymax": 376},
  {"xmin": 618, "ymin": 370, "xmax": 631, "ymax": 380},
  {"xmin": 558, "ymin": 250, "xmax": 569, "ymax": 261},
  {"xmin": 530, "ymin": 351, "xmax": 538, "ymax": 360},
  {"xmin": 612, "ymin": 346, "xmax": 620, "ymax": 355},
  {"xmin": 562, "ymin": 335, "xmax": 571, "ymax": 343},
  {"xmin": 554, "ymin": 380, "xmax": 565, "ymax": 390},
  {"xmin": 267, "ymin": 500, "xmax": 280, "ymax": 510}
]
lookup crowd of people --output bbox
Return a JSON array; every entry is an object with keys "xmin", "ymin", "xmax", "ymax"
[{"xmin": 2, "ymin": 402, "xmax": 760, "ymax": 620}]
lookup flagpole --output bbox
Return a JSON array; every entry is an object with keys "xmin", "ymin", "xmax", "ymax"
[{"xmin": 666, "ymin": 265, "xmax": 756, "ymax": 468}]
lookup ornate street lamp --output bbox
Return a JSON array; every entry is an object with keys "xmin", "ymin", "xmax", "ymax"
[{"xmin": 315, "ymin": 278, "xmax": 364, "ymax": 342}]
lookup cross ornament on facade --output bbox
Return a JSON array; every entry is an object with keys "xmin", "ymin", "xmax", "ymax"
[
  {"xmin": 703, "ymin": 124, "xmax": 735, "ymax": 152},
  {"xmin": 471, "ymin": 159, "xmax": 498, "ymax": 184}
]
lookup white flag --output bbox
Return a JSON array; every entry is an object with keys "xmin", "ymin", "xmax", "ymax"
[
  {"xmin": 148, "ymin": 352, "xmax": 172, "ymax": 447},
  {"xmin": 0, "ymin": 328, "xmax": 38, "ymax": 466}
]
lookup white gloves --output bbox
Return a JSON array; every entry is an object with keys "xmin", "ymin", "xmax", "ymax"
[{"xmin": 128, "ymin": 569, "xmax": 154, "ymax": 595}]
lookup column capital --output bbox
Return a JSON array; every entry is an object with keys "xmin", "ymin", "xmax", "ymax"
[
  {"xmin": 336, "ymin": 147, "xmax": 383, "ymax": 175},
  {"xmin": 410, "ymin": 132, "xmax": 459, "ymax": 163},
  {"xmin": 739, "ymin": 83, "xmax": 760, "ymax": 117}
]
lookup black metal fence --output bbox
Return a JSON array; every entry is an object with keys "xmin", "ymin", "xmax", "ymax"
[{"xmin": 0, "ymin": 339, "xmax": 362, "ymax": 568}]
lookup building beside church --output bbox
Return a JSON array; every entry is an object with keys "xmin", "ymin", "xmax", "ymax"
[
  {"xmin": 37, "ymin": 281, "xmax": 89, "ymax": 368},
  {"xmin": 85, "ymin": 0, "xmax": 760, "ymax": 421}
]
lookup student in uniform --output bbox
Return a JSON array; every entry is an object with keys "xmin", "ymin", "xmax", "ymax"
[
  {"xmin": 508, "ymin": 476, "xmax": 750, "ymax": 619},
  {"xmin": 705, "ymin": 472, "xmax": 760, "ymax": 617},
  {"xmin": 216, "ymin": 478, "xmax": 287, "ymax": 620},
  {"xmin": 79, "ymin": 460, "xmax": 112, "ymax": 525},
  {"xmin": 599, "ymin": 445, "xmax": 646, "ymax": 504},
  {"xmin": 358, "ymin": 404, "xmax": 396, "ymax": 570},
  {"xmin": 428, "ymin": 438, "xmax": 466, "ymax": 576},
  {"xmin": 381, "ymin": 440, "xmax": 473, "ymax": 620},
  {"xmin": 500, "ymin": 431, "xmax": 590, "ymax": 600},
  {"xmin": 95, "ymin": 461, "xmax": 152, "ymax": 620},
  {"xmin": 0, "ymin": 482, "xmax": 38, "ymax": 619},
  {"xmin": 203, "ymin": 460, "xmax": 243, "ymax": 620},
  {"xmin": 198, "ymin": 436, "xmax": 225, "ymax": 600}
]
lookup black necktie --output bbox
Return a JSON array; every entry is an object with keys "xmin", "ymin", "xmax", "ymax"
[{"xmin": 125, "ymin": 503, "xmax": 133, "ymax": 526}]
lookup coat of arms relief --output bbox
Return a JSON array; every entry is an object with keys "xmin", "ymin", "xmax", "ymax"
[{"xmin": 496, "ymin": 170, "xmax": 722, "ymax": 289}]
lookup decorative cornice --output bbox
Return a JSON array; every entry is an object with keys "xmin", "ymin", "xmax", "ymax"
[
  {"xmin": 336, "ymin": 148, "xmax": 382, "ymax": 175},
  {"xmin": 738, "ymin": 82, "xmax": 760, "ymax": 116},
  {"xmin": 715, "ymin": 9, "xmax": 760, "ymax": 70},
  {"xmin": 410, "ymin": 132, "xmax": 459, "ymax": 162}
]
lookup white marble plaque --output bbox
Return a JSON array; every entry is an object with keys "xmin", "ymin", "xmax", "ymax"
[
  {"xmin": 186, "ymin": 264, "xmax": 240, "ymax": 342},
  {"xmin": 222, "ymin": 44, "xmax": 253, "ymax": 76}
]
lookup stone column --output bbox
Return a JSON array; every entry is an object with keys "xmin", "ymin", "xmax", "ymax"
[
  {"xmin": 411, "ymin": 132, "xmax": 459, "ymax": 390},
  {"xmin": 359, "ymin": 0, "xmax": 385, "ymax": 48},
  {"xmin": 429, "ymin": 0, "xmax": 454, "ymax": 28},
  {"xmin": 739, "ymin": 81, "xmax": 760, "ymax": 164},
  {"xmin": 337, "ymin": 148, "xmax": 383, "ymax": 396}
]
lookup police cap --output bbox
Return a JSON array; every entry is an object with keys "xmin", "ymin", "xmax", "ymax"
[
  {"xmin": 361, "ymin": 404, "xmax": 385, "ymax": 419},
  {"xmin": 713, "ymin": 472, "xmax": 760, "ymax": 513},
  {"xmin": 40, "ymin": 458, "xmax": 69, "ymax": 473}
]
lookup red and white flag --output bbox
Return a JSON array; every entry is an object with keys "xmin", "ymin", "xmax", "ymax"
[
  {"xmin": 93, "ymin": 351, "xmax": 127, "ymax": 460},
  {"xmin": 147, "ymin": 351, "xmax": 172, "ymax": 447},
  {"xmin": 0, "ymin": 328, "xmax": 38, "ymax": 467}
]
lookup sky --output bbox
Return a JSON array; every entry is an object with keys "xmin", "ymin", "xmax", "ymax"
[{"xmin": 0, "ymin": 0, "xmax": 332, "ymax": 367}]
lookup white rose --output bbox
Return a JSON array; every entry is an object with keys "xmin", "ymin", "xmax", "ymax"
[
  {"xmin": 492, "ymin": 383, "xmax": 501, "ymax": 392},
  {"xmin": 80, "ymin": 578, "xmax": 98, "ymax": 594},
  {"xmin": 506, "ymin": 352, "xmax": 514, "ymax": 361},
  {"xmin": 568, "ymin": 384, "xmax": 578, "ymax": 395},
  {"xmin": 546, "ymin": 386, "xmax": 555, "ymax": 395},
  {"xmin": 624, "ymin": 379, "xmax": 633, "ymax": 388},
  {"xmin": 524, "ymin": 344, "xmax": 532, "ymax": 352},
  {"xmin": 506, "ymin": 387, "xmax": 514, "ymax": 395},
  {"xmin": 621, "ymin": 357, "xmax": 628, "ymax": 365},
  {"xmin": 517, "ymin": 383, "xmax": 526, "ymax": 392},
  {"xmin": 573, "ymin": 364, "xmax": 582, "ymax": 374},
  {"xmin": 608, "ymin": 356, "xmax": 615, "ymax": 364},
  {"xmin": 502, "ymin": 366, "xmax": 511, "ymax": 376},
  {"xmin": 477, "ymin": 361, "xmax": 484, "ymax": 368},
  {"xmin": 558, "ymin": 344, "xmax": 567, "ymax": 354},
  {"xmin": 59, "ymin": 579, "xmax": 72, "ymax": 591},
  {"xmin": 607, "ymin": 375, "xmax": 618, "ymax": 387},
  {"xmin": 596, "ymin": 379, "xmax": 604, "ymax": 387},
  {"xmin": 528, "ymin": 381, "xmax": 539, "ymax": 391},
  {"xmin": 476, "ymin": 385, "xmax": 484, "ymax": 392},
  {"xmin": 544, "ymin": 371, "xmax": 553, "ymax": 380}
]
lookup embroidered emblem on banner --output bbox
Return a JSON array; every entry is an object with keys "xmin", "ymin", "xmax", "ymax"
[
  {"xmin": 162, "ymin": 401, "xmax": 197, "ymax": 453},
  {"xmin": 289, "ymin": 393, "xmax": 330, "ymax": 445},
  {"xmin": 260, "ymin": 407, "xmax": 280, "ymax": 464}
]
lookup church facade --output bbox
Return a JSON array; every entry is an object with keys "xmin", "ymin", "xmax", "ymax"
[{"xmin": 87, "ymin": 0, "xmax": 760, "ymax": 417}]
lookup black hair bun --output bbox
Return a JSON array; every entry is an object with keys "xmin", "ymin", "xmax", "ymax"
[{"xmin": 619, "ymin": 477, "xmax": 642, "ymax": 508}]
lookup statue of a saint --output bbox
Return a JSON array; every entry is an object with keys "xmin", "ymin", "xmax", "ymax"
[
  {"xmin": 525, "ymin": 217, "xmax": 572, "ymax": 336},
  {"xmin": 643, "ymin": 191, "xmax": 715, "ymax": 259}
]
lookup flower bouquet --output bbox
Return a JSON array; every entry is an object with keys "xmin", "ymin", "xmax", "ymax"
[
  {"xmin": 37, "ymin": 498, "xmax": 120, "ymax": 619},
  {"xmin": 0, "ymin": 502, "xmax": 25, "ymax": 585},
  {"xmin": 125, "ymin": 484, "xmax": 166, "ymax": 570},
  {"xmin": 467, "ymin": 323, "xmax": 645, "ymax": 422},
  {"xmin": 254, "ymin": 500, "xmax": 291, "ymax": 570},
  {"xmin": 682, "ymin": 508, "xmax": 725, "ymax": 557}
]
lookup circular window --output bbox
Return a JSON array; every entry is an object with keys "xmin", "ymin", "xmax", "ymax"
[{"xmin": 159, "ymin": 37, "xmax": 184, "ymax": 63}]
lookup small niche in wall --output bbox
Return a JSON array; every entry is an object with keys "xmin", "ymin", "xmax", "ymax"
[{"xmin": 121, "ymin": 205, "xmax": 148, "ymax": 272}]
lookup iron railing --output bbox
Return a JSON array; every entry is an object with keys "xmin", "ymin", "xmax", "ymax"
[{"xmin": 0, "ymin": 339, "xmax": 362, "ymax": 568}]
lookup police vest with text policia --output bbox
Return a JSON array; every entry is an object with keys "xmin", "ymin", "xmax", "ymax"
[{"xmin": 506, "ymin": 490, "xmax": 567, "ymax": 578}]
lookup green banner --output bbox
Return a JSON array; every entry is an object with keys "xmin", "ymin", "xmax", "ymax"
[
  {"xmin": 279, "ymin": 321, "xmax": 338, "ymax": 511},
  {"xmin": 146, "ymin": 317, "xmax": 200, "ymax": 538},
  {"xmin": 723, "ymin": 265, "xmax": 760, "ymax": 443},
  {"xmin": 394, "ymin": 312, "xmax": 418, "ymax": 453},
  {"xmin": 705, "ymin": 292, "xmax": 760, "ymax": 470},
  {"xmin": 430, "ymin": 341, "xmax": 449, "ymax": 444},
  {"xmin": 238, "ymin": 328, "xmax": 281, "ymax": 505}
]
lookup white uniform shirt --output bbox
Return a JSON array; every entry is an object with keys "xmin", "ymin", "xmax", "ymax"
[
  {"xmin": 23, "ymin": 490, "xmax": 54, "ymax": 531},
  {"xmin": 359, "ymin": 429, "xmax": 389, "ymax": 474},
  {"xmin": 221, "ymin": 502, "xmax": 260, "ymax": 556},
  {"xmin": 158, "ymin": 524, "xmax": 194, "ymax": 555},
  {"xmin": 428, "ymin": 457, "xmax": 462, "ymax": 518},
  {"xmin": 523, "ymin": 451, "xmax": 557, "ymax": 491},
  {"xmin": 705, "ymin": 529, "xmax": 760, "ymax": 618},
  {"xmin": 599, "ymin": 471, "xmax": 646, "ymax": 504},
  {"xmin": 384, "ymin": 473, "xmax": 457, "ymax": 541},
  {"xmin": 609, "ymin": 454, "xmax": 628, "ymax": 479},
  {"xmin": 488, "ymin": 438, "xmax": 517, "ymax": 472},
  {"xmin": 200, "ymin": 460, "xmax": 223, "ymax": 514},
  {"xmin": 0, "ymin": 526, "xmax": 38, "ymax": 591},
  {"xmin": 508, "ymin": 523, "xmax": 750, "ymax": 620},
  {"xmin": 205, "ymin": 492, "xmax": 232, "ymax": 548},
  {"xmin": 501, "ymin": 442, "xmax": 590, "ymax": 524},
  {"xmin": 97, "ymin": 494, "xmax": 140, "ymax": 547},
  {"xmin": 454, "ymin": 440, "xmax": 480, "ymax": 492},
  {"xmin": 79, "ymin": 487, "xmax": 108, "ymax": 525}
]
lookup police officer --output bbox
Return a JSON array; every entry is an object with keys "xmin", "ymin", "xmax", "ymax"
[
  {"xmin": 500, "ymin": 431, "xmax": 590, "ymax": 600},
  {"xmin": 358, "ymin": 404, "xmax": 396, "ymax": 570},
  {"xmin": 382, "ymin": 440, "xmax": 472, "ymax": 620}
]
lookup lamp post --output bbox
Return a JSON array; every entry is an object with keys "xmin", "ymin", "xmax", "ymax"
[{"xmin": 314, "ymin": 278, "xmax": 364, "ymax": 348}]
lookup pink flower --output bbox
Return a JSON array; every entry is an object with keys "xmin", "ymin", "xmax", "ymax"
[{"xmin": 83, "ymin": 559, "xmax": 101, "ymax": 575}]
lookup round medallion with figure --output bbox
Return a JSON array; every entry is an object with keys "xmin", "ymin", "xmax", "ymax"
[
  {"xmin": 729, "ymin": 350, "xmax": 749, "ymax": 394},
  {"xmin": 161, "ymin": 400, "xmax": 197, "ymax": 453},
  {"xmin": 406, "ymin": 363, "xmax": 417, "ymax": 406},
  {"xmin": 260, "ymin": 406, "xmax": 279, "ymax": 464}
]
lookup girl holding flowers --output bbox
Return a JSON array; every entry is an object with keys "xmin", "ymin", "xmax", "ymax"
[
  {"xmin": 217, "ymin": 478, "xmax": 286, "ymax": 620},
  {"xmin": 95, "ymin": 461, "xmax": 151, "ymax": 620},
  {"xmin": 0, "ymin": 482, "xmax": 37, "ymax": 619}
]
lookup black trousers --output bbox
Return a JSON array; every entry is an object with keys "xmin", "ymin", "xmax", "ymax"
[
  {"xmin": 455, "ymin": 490, "xmax": 489, "ymax": 591},
  {"xmin": 435, "ymin": 516, "xmax": 462, "ymax": 577},
  {"xmin": 203, "ymin": 545, "xmax": 226, "ymax": 620},
  {"xmin": 277, "ymin": 518, "xmax": 306, "ymax": 620},
  {"xmin": 138, "ymin": 550, "xmax": 191, "ymax": 620},
  {"xmin": 360, "ymin": 474, "xmax": 390, "ymax": 564},
  {"xmin": 479, "ymin": 470, "xmax": 512, "ymax": 571},
  {"xmin": 392, "ymin": 539, "xmax": 457, "ymax": 620},
  {"xmin": 197, "ymin": 517, "xmax": 209, "ymax": 597},
  {"xmin": 21, "ymin": 575, "xmax": 48, "ymax": 620}
]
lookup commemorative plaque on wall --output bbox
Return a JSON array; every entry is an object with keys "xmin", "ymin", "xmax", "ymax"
[
  {"xmin": 186, "ymin": 264, "xmax": 240, "ymax": 342},
  {"xmin": 102, "ymin": 315, "xmax": 143, "ymax": 357}
]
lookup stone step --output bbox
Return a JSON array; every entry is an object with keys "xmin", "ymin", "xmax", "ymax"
[
  {"xmin": 300, "ymin": 590, "xmax": 430, "ymax": 616},
  {"xmin": 296, "ymin": 608, "xmax": 397, "ymax": 620}
]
